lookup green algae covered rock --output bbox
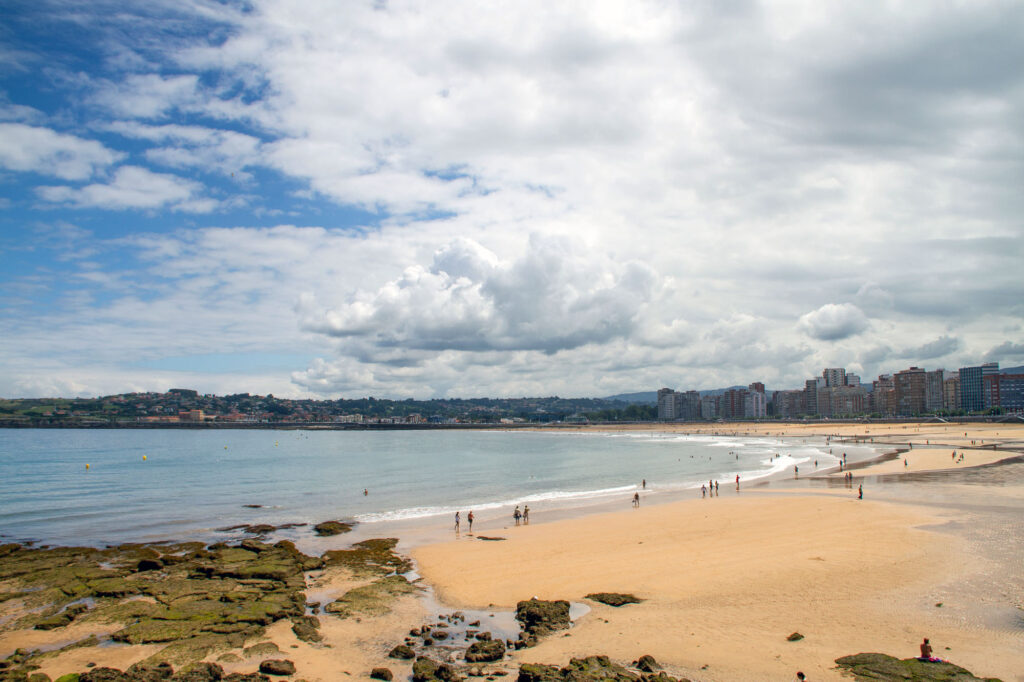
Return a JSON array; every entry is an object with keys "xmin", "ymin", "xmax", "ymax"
[
  {"xmin": 515, "ymin": 598, "xmax": 570, "ymax": 639},
  {"xmin": 835, "ymin": 653, "xmax": 1003, "ymax": 681},
  {"xmin": 323, "ymin": 575, "xmax": 418, "ymax": 618},
  {"xmin": 585, "ymin": 593, "xmax": 642, "ymax": 607}
]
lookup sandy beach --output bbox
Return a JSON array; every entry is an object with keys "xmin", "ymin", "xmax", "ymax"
[{"xmin": 2, "ymin": 421, "xmax": 1022, "ymax": 681}]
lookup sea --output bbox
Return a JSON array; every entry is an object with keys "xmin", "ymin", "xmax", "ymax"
[{"xmin": 0, "ymin": 428, "xmax": 870, "ymax": 549}]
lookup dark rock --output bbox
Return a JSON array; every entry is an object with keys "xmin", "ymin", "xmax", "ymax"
[
  {"xmin": 256, "ymin": 660, "xmax": 295, "ymax": 677},
  {"xmin": 125, "ymin": 661, "xmax": 175, "ymax": 680},
  {"xmin": 222, "ymin": 675, "xmax": 269, "ymax": 681},
  {"xmin": 243, "ymin": 505, "xmax": 263, "ymax": 509},
  {"xmin": 433, "ymin": 630, "xmax": 448, "ymax": 640},
  {"xmin": 412, "ymin": 657, "xmax": 458, "ymax": 682},
  {"xmin": 137, "ymin": 559, "xmax": 164, "ymax": 572},
  {"xmin": 370, "ymin": 668, "xmax": 393, "ymax": 681},
  {"xmin": 469, "ymin": 621, "xmax": 481, "ymax": 627},
  {"xmin": 515, "ymin": 599, "xmax": 571, "ymax": 640},
  {"xmin": 475, "ymin": 632, "xmax": 492, "ymax": 641},
  {"xmin": 389, "ymin": 645, "xmax": 416, "ymax": 660},
  {"xmin": 170, "ymin": 662, "xmax": 225, "ymax": 681},
  {"xmin": 79, "ymin": 669, "xmax": 130, "ymax": 682},
  {"xmin": 313, "ymin": 521, "xmax": 352, "ymax": 537},
  {"xmin": 786, "ymin": 632, "xmax": 804, "ymax": 642},
  {"xmin": 634, "ymin": 656, "xmax": 659, "ymax": 673},
  {"xmin": 834, "ymin": 653, "xmax": 1003, "ymax": 682},
  {"xmin": 476, "ymin": 537, "xmax": 505, "ymax": 542},
  {"xmin": 585, "ymin": 593, "xmax": 642, "ymax": 608},
  {"xmin": 466, "ymin": 640, "xmax": 505, "ymax": 663},
  {"xmin": 291, "ymin": 622, "xmax": 321, "ymax": 643}
]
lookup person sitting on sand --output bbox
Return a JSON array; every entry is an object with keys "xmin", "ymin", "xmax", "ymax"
[{"xmin": 919, "ymin": 637, "xmax": 933, "ymax": 660}]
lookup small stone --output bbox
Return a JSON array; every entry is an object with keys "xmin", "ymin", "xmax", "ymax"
[
  {"xmin": 258, "ymin": 659, "xmax": 296, "ymax": 676},
  {"xmin": 388, "ymin": 645, "xmax": 415, "ymax": 660},
  {"xmin": 786, "ymin": 632, "xmax": 804, "ymax": 642}
]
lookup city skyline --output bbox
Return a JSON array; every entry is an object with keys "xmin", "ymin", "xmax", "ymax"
[{"xmin": 2, "ymin": 1, "xmax": 1023, "ymax": 400}]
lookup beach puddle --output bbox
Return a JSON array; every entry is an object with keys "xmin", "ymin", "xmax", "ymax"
[{"xmin": 410, "ymin": 582, "xmax": 591, "ymax": 663}]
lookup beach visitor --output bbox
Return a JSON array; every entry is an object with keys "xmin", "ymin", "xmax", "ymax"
[
  {"xmin": 735, "ymin": 474, "xmax": 740, "ymax": 490},
  {"xmin": 632, "ymin": 492, "xmax": 640, "ymax": 508},
  {"xmin": 858, "ymin": 485, "xmax": 863, "ymax": 500},
  {"xmin": 642, "ymin": 479, "xmax": 646, "ymax": 489},
  {"xmin": 454, "ymin": 511, "xmax": 460, "ymax": 531},
  {"xmin": 701, "ymin": 484, "xmax": 707, "ymax": 498},
  {"xmin": 794, "ymin": 465, "xmax": 799, "ymax": 477},
  {"xmin": 795, "ymin": 673, "xmax": 806, "ymax": 681},
  {"xmin": 467, "ymin": 511, "xmax": 474, "ymax": 532},
  {"xmin": 523, "ymin": 505, "xmax": 530, "ymax": 524},
  {"xmin": 363, "ymin": 488, "xmax": 368, "ymax": 496},
  {"xmin": 513, "ymin": 506, "xmax": 521, "ymax": 526},
  {"xmin": 715, "ymin": 481, "xmax": 719, "ymax": 494},
  {"xmin": 919, "ymin": 637, "xmax": 932, "ymax": 660}
]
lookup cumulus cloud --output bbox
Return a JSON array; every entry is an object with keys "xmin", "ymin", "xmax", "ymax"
[
  {"xmin": 300, "ymin": 235, "xmax": 661, "ymax": 355},
  {"xmin": 36, "ymin": 165, "xmax": 213, "ymax": 212},
  {"xmin": 0, "ymin": 123, "xmax": 122, "ymax": 179},
  {"xmin": 797, "ymin": 303, "xmax": 869, "ymax": 341}
]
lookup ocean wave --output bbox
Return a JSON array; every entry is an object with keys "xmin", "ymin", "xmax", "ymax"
[{"xmin": 355, "ymin": 483, "xmax": 639, "ymax": 523}]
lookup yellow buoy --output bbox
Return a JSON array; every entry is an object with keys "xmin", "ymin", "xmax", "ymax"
[
  {"xmin": 85, "ymin": 463, "xmax": 90, "ymax": 469},
  {"xmin": 224, "ymin": 445, "xmax": 228, "ymax": 449},
  {"xmin": 142, "ymin": 455, "xmax": 147, "ymax": 461}
]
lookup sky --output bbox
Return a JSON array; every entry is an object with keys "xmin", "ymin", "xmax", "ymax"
[{"xmin": 1, "ymin": 0, "xmax": 1023, "ymax": 400}]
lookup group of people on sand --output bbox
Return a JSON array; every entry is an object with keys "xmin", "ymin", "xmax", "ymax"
[
  {"xmin": 700, "ymin": 479, "xmax": 720, "ymax": 498},
  {"xmin": 453, "ymin": 510, "xmax": 474, "ymax": 532},
  {"xmin": 513, "ymin": 505, "xmax": 529, "ymax": 525}
]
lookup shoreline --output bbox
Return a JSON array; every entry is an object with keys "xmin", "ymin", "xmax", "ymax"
[{"xmin": 2, "ymin": 422, "xmax": 1022, "ymax": 681}]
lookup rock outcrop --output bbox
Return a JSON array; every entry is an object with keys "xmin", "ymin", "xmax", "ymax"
[
  {"xmin": 585, "ymin": 593, "xmax": 642, "ymax": 607},
  {"xmin": 835, "ymin": 653, "xmax": 1003, "ymax": 682},
  {"xmin": 465, "ymin": 640, "xmax": 505, "ymax": 663},
  {"xmin": 514, "ymin": 599, "xmax": 570, "ymax": 647}
]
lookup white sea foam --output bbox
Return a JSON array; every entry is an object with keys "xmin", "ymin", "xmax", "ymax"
[{"xmin": 355, "ymin": 483, "xmax": 638, "ymax": 523}]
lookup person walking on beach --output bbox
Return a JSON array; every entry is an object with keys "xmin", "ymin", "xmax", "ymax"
[
  {"xmin": 714, "ymin": 480, "xmax": 719, "ymax": 494},
  {"xmin": 642, "ymin": 479, "xmax": 646, "ymax": 489},
  {"xmin": 701, "ymin": 484, "xmax": 707, "ymax": 498},
  {"xmin": 454, "ymin": 511, "xmax": 460, "ymax": 531},
  {"xmin": 467, "ymin": 511, "xmax": 474, "ymax": 532},
  {"xmin": 513, "ymin": 506, "xmax": 521, "ymax": 526},
  {"xmin": 523, "ymin": 505, "xmax": 530, "ymax": 524},
  {"xmin": 858, "ymin": 485, "xmax": 863, "ymax": 500},
  {"xmin": 735, "ymin": 474, "xmax": 740, "ymax": 491},
  {"xmin": 632, "ymin": 492, "xmax": 640, "ymax": 508}
]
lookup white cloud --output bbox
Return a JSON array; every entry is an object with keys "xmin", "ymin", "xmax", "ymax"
[
  {"xmin": 0, "ymin": 123, "xmax": 122, "ymax": 180},
  {"xmin": 90, "ymin": 74, "xmax": 201, "ymax": 119},
  {"xmin": 798, "ymin": 303, "xmax": 869, "ymax": 341},
  {"xmin": 300, "ymin": 235, "xmax": 661, "ymax": 354},
  {"xmin": 107, "ymin": 122, "xmax": 263, "ymax": 180},
  {"xmin": 36, "ymin": 165, "xmax": 213, "ymax": 212}
]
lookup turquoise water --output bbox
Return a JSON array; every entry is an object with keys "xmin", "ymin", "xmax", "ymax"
[{"xmin": 0, "ymin": 429, "xmax": 839, "ymax": 546}]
